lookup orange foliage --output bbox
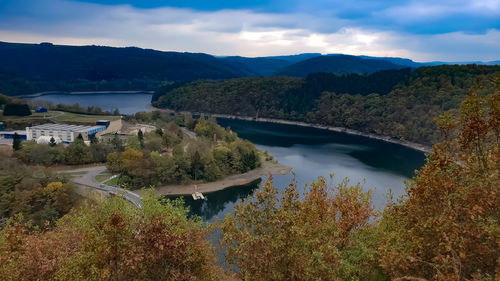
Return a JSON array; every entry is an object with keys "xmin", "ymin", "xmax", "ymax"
[{"xmin": 379, "ymin": 91, "xmax": 500, "ymax": 281}]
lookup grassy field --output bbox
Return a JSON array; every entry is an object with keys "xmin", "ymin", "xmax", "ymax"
[
  {"xmin": 105, "ymin": 176, "xmax": 119, "ymax": 186},
  {"xmin": 52, "ymin": 111, "xmax": 120, "ymax": 123},
  {"xmin": 1, "ymin": 110, "xmax": 120, "ymax": 128}
]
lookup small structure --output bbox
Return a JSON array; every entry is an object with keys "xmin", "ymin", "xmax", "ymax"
[
  {"xmin": 0, "ymin": 130, "xmax": 27, "ymax": 140},
  {"xmin": 192, "ymin": 192, "xmax": 205, "ymax": 200},
  {"xmin": 35, "ymin": 106, "xmax": 48, "ymax": 113}
]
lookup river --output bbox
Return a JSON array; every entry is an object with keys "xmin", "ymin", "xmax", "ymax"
[{"xmin": 32, "ymin": 93, "xmax": 426, "ymax": 222}]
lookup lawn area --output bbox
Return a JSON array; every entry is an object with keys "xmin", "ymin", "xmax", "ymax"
[
  {"xmin": 95, "ymin": 170, "xmax": 113, "ymax": 182},
  {"xmin": 1, "ymin": 110, "xmax": 120, "ymax": 127},
  {"xmin": 52, "ymin": 111, "xmax": 120, "ymax": 124},
  {"xmin": 104, "ymin": 176, "xmax": 119, "ymax": 186}
]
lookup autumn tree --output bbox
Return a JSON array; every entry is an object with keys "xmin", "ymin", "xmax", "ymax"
[
  {"xmin": 214, "ymin": 176, "xmax": 383, "ymax": 281},
  {"xmin": 379, "ymin": 91, "xmax": 500, "ymax": 281},
  {"xmin": 0, "ymin": 191, "xmax": 221, "ymax": 281}
]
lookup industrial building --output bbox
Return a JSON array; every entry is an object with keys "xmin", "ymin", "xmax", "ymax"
[
  {"xmin": 26, "ymin": 123, "xmax": 107, "ymax": 143},
  {"xmin": 25, "ymin": 119, "xmax": 122, "ymax": 144}
]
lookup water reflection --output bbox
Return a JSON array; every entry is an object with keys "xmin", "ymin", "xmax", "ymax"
[{"xmin": 169, "ymin": 179, "xmax": 261, "ymax": 222}]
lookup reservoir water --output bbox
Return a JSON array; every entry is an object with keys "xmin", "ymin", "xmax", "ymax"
[{"xmin": 33, "ymin": 93, "xmax": 426, "ymax": 221}]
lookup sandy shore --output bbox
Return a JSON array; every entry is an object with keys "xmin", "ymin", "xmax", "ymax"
[
  {"xmin": 140, "ymin": 160, "xmax": 291, "ymax": 196},
  {"xmin": 148, "ymin": 105, "xmax": 432, "ymax": 153}
]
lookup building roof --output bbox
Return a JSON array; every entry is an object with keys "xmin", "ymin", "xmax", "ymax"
[
  {"xmin": 0, "ymin": 130, "xmax": 27, "ymax": 135},
  {"xmin": 29, "ymin": 123, "xmax": 106, "ymax": 133}
]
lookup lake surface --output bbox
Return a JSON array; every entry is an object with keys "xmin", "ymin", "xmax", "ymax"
[
  {"xmin": 33, "ymin": 93, "xmax": 426, "ymax": 222},
  {"xmin": 185, "ymin": 118, "xmax": 425, "ymax": 222}
]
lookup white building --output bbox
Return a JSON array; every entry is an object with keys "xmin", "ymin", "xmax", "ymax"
[{"xmin": 26, "ymin": 123, "xmax": 107, "ymax": 143}]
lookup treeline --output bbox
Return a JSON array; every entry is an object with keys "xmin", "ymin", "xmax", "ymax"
[
  {"xmin": 107, "ymin": 114, "xmax": 261, "ymax": 189},
  {"xmin": 0, "ymin": 152, "xmax": 77, "ymax": 228},
  {"xmin": 14, "ymin": 135, "xmax": 120, "ymax": 165},
  {"xmin": 154, "ymin": 65, "xmax": 500, "ymax": 145},
  {"xmin": 1, "ymin": 90, "xmax": 498, "ymax": 280},
  {"xmin": 10, "ymin": 110, "xmax": 262, "ymax": 189},
  {"xmin": 0, "ymin": 72, "xmax": 162, "ymax": 96}
]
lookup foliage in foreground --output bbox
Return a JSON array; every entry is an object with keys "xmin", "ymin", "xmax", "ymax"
[
  {"xmin": 379, "ymin": 92, "xmax": 500, "ymax": 280},
  {"xmin": 215, "ymin": 176, "xmax": 384, "ymax": 281},
  {"xmin": 0, "ymin": 191, "xmax": 220, "ymax": 281}
]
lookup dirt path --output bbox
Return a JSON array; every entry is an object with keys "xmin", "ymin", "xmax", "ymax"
[{"xmin": 140, "ymin": 161, "xmax": 291, "ymax": 197}]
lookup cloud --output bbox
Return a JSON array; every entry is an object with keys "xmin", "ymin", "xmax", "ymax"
[{"xmin": 0, "ymin": 0, "xmax": 498, "ymax": 61}]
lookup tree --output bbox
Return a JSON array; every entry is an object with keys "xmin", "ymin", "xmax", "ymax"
[
  {"xmin": 75, "ymin": 133, "xmax": 84, "ymax": 145},
  {"xmin": 215, "ymin": 176, "xmax": 381, "ymax": 281},
  {"xmin": 0, "ymin": 192, "xmax": 221, "ymax": 281},
  {"xmin": 138, "ymin": 129, "xmax": 144, "ymax": 148},
  {"xmin": 111, "ymin": 133, "xmax": 124, "ymax": 151},
  {"xmin": 12, "ymin": 133, "xmax": 21, "ymax": 151},
  {"xmin": 49, "ymin": 137, "xmax": 56, "ymax": 147},
  {"xmin": 113, "ymin": 108, "xmax": 120, "ymax": 116},
  {"xmin": 191, "ymin": 151, "xmax": 203, "ymax": 181},
  {"xmin": 379, "ymin": 91, "xmax": 500, "ymax": 281},
  {"xmin": 3, "ymin": 103, "xmax": 31, "ymax": 116},
  {"xmin": 89, "ymin": 133, "xmax": 98, "ymax": 144}
]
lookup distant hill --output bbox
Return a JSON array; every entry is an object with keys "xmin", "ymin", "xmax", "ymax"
[
  {"xmin": 275, "ymin": 55, "xmax": 407, "ymax": 77},
  {"xmin": 0, "ymin": 41, "xmax": 245, "ymax": 81},
  {"xmin": 359, "ymin": 55, "xmax": 422, "ymax": 68},
  {"xmin": 220, "ymin": 53, "xmax": 321, "ymax": 76},
  {"xmin": 220, "ymin": 56, "xmax": 291, "ymax": 76}
]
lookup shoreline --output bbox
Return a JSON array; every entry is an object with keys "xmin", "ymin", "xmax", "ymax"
[
  {"xmin": 19, "ymin": 90, "xmax": 153, "ymax": 98},
  {"xmin": 148, "ymin": 105, "xmax": 432, "ymax": 153},
  {"xmin": 138, "ymin": 160, "xmax": 292, "ymax": 197}
]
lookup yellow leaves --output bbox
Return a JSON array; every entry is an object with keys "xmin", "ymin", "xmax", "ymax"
[{"xmin": 45, "ymin": 182, "xmax": 63, "ymax": 193}]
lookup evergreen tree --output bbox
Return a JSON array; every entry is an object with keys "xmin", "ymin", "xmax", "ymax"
[
  {"xmin": 111, "ymin": 133, "xmax": 124, "ymax": 151},
  {"xmin": 89, "ymin": 134, "xmax": 98, "ymax": 144},
  {"xmin": 137, "ymin": 129, "xmax": 144, "ymax": 148},
  {"xmin": 75, "ymin": 133, "xmax": 84, "ymax": 145},
  {"xmin": 49, "ymin": 137, "xmax": 56, "ymax": 147},
  {"xmin": 12, "ymin": 133, "xmax": 21, "ymax": 150}
]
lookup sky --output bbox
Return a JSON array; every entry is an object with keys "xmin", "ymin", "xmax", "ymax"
[{"xmin": 0, "ymin": 0, "xmax": 499, "ymax": 61}]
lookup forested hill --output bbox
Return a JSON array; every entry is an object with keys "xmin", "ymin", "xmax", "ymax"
[
  {"xmin": 0, "ymin": 41, "xmax": 245, "ymax": 81},
  {"xmin": 275, "ymin": 54, "xmax": 408, "ymax": 77},
  {"xmin": 154, "ymin": 65, "xmax": 500, "ymax": 145}
]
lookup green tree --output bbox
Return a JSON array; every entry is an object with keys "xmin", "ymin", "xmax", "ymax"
[
  {"xmin": 12, "ymin": 133, "xmax": 21, "ymax": 151},
  {"xmin": 138, "ymin": 129, "xmax": 144, "ymax": 148},
  {"xmin": 191, "ymin": 151, "xmax": 203, "ymax": 181},
  {"xmin": 49, "ymin": 137, "xmax": 56, "ymax": 147}
]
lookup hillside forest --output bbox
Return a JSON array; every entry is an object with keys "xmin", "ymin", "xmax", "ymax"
[{"xmin": 155, "ymin": 65, "xmax": 500, "ymax": 145}]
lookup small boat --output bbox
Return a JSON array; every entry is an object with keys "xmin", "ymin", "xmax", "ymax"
[{"xmin": 192, "ymin": 191, "xmax": 205, "ymax": 200}]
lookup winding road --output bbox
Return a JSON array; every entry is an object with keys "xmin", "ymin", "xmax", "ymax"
[{"xmin": 65, "ymin": 166, "xmax": 143, "ymax": 207}]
